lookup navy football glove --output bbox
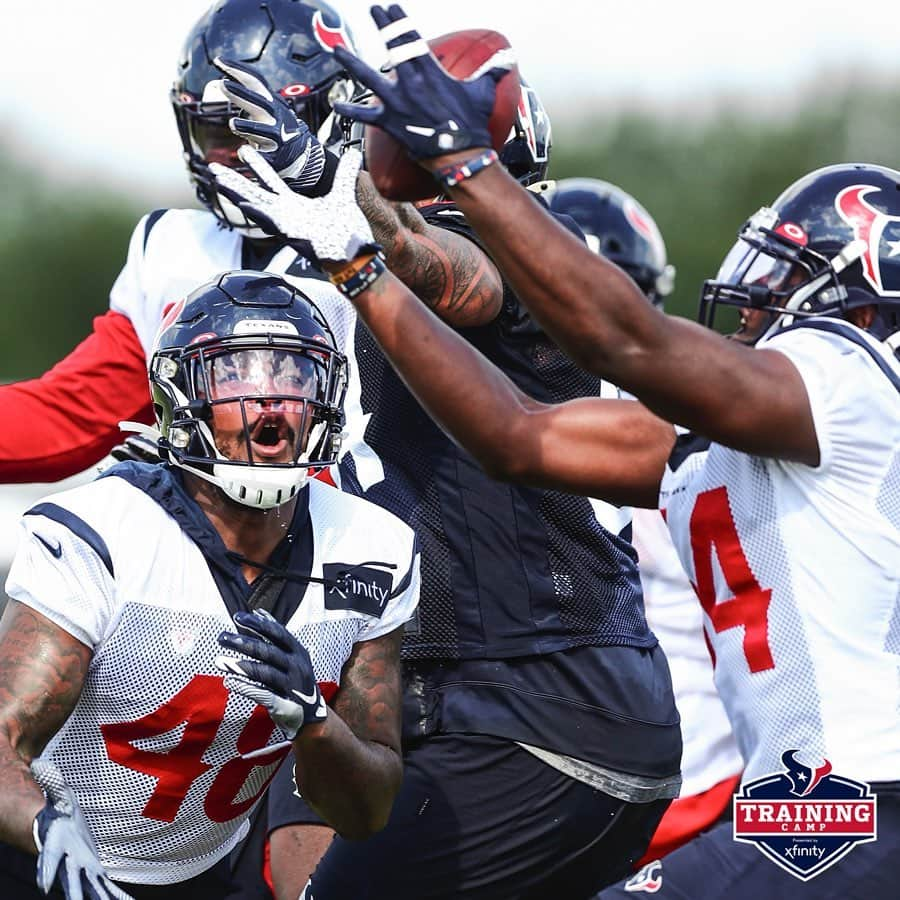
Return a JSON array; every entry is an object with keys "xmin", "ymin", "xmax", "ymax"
[
  {"xmin": 216, "ymin": 609, "xmax": 328, "ymax": 740},
  {"xmin": 213, "ymin": 57, "xmax": 333, "ymax": 193},
  {"xmin": 332, "ymin": 4, "xmax": 513, "ymax": 160},
  {"xmin": 31, "ymin": 759, "xmax": 134, "ymax": 900}
]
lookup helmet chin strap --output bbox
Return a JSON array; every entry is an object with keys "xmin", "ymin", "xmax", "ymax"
[{"xmin": 172, "ymin": 419, "xmax": 330, "ymax": 510}]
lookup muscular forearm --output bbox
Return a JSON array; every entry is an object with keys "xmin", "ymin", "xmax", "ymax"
[
  {"xmin": 354, "ymin": 272, "xmax": 671, "ymax": 503},
  {"xmin": 437, "ymin": 161, "xmax": 666, "ymax": 375},
  {"xmin": 0, "ymin": 604, "xmax": 90, "ymax": 852},
  {"xmin": 353, "ymin": 271, "xmax": 533, "ymax": 479},
  {"xmin": 357, "ymin": 171, "xmax": 502, "ymax": 326},
  {"xmin": 0, "ymin": 735, "xmax": 45, "ymax": 852},
  {"xmin": 430, "ymin": 160, "xmax": 817, "ymax": 460},
  {"xmin": 291, "ymin": 713, "xmax": 402, "ymax": 840}
]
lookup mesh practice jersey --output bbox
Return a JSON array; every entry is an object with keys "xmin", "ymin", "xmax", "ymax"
[
  {"xmin": 5, "ymin": 474, "xmax": 419, "ymax": 885},
  {"xmin": 659, "ymin": 319, "xmax": 900, "ymax": 784},
  {"xmin": 632, "ymin": 507, "xmax": 742, "ymax": 797}
]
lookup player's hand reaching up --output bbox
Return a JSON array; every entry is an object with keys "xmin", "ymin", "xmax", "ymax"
[
  {"xmin": 331, "ymin": 4, "xmax": 513, "ymax": 160},
  {"xmin": 31, "ymin": 759, "xmax": 134, "ymax": 900},
  {"xmin": 213, "ymin": 57, "xmax": 335, "ymax": 195},
  {"xmin": 210, "ymin": 147, "xmax": 376, "ymax": 264},
  {"xmin": 217, "ymin": 609, "xmax": 328, "ymax": 740}
]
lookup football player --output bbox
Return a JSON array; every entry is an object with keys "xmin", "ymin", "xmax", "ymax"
[
  {"xmin": 547, "ymin": 178, "xmax": 742, "ymax": 864},
  {"xmin": 217, "ymin": 62, "xmax": 681, "ymax": 900},
  {"xmin": 208, "ymin": 7, "xmax": 900, "ymax": 896},
  {"xmin": 0, "ymin": 271, "xmax": 420, "ymax": 900}
]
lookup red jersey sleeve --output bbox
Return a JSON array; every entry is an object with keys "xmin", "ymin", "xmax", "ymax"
[{"xmin": 0, "ymin": 311, "xmax": 154, "ymax": 483}]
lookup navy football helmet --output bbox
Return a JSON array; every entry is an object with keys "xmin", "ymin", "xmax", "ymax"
[
  {"xmin": 547, "ymin": 178, "xmax": 674, "ymax": 306},
  {"xmin": 172, "ymin": 0, "xmax": 358, "ymax": 230},
  {"xmin": 500, "ymin": 82, "xmax": 552, "ymax": 186},
  {"xmin": 699, "ymin": 163, "xmax": 900, "ymax": 345},
  {"xmin": 150, "ymin": 271, "xmax": 347, "ymax": 509}
]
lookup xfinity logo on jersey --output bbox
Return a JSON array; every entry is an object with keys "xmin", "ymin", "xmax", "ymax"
[
  {"xmin": 733, "ymin": 749, "xmax": 877, "ymax": 881},
  {"xmin": 322, "ymin": 563, "xmax": 394, "ymax": 617}
]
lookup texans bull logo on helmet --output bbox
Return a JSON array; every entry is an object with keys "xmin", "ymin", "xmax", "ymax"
[
  {"xmin": 836, "ymin": 184, "xmax": 900, "ymax": 296},
  {"xmin": 312, "ymin": 9, "xmax": 352, "ymax": 53}
]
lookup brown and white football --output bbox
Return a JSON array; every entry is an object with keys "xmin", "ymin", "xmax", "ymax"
[{"xmin": 365, "ymin": 29, "xmax": 520, "ymax": 202}]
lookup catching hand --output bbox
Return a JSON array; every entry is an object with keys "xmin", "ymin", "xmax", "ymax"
[
  {"xmin": 31, "ymin": 759, "xmax": 134, "ymax": 900},
  {"xmin": 209, "ymin": 146, "xmax": 375, "ymax": 263},
  {"xmin": 216, "ymin": 609, "xmax": 328, "ymax": 740},
  {"xmin": 331, "ymin": 5, "xmax": 513, "ymax": 160},
  {"xmin": 213, "ymin": 57, "xmax": 332, "ymax": 193}
]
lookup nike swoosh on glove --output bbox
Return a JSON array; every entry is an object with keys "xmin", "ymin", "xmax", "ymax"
[
  {"xmin": 31, "ymin": 758, "xmax": 134, "ymax": 900},
  {"xmin": 216, "ymin": 608, "xmax": 327, "ymax": 740},
  {"xmin": 331, "ymin": 4, "xmax": 515, "ymax": 160},
  {"xmin": 210, "ymin": 146, "xmax": 376, "ymax": 264},
  {"xmin": 213, "ymin": 56, "xmax": 332, "ymax": 192}
]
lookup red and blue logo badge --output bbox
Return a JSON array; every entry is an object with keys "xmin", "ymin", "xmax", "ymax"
[
  {"xmin": 624, "ymin": 859, "xmax": 662, "ymax": 893},
  {"xmin": 733, "ymin": 750, "xmax": 877, "ymax": 881},
  {"xmin": 312, "ymin": 9, "xmax": 352, "ymax": 53}
]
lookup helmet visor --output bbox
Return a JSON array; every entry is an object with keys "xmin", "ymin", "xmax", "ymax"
[
  {"xmin": 716, "ymin": 238, "xmax": 799, "ymax": 293},
  {"xmin": 198, "ymin": 349, "xmax": 329, "ymax": 466}
]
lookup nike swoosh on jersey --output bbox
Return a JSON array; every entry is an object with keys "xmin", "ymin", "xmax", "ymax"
[{"xmin": 35, "ymin": 533, "xmax": 62, "ymax": 558}]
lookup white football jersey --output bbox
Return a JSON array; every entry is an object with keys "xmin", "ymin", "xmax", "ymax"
[
  {"xmin": 632, "ymin": 507, "xmax": 742, "ymax": 797},
  {"xmin": 659, "ymin": 320, "xmax": 900, "ymax": 784},
  {"xmin": 6, "ymin": 475, "xmax": 419, "ymax": 885},
  {"xmin": 108, "ymin": 208, "xmax": 383, "ymax": 490}
]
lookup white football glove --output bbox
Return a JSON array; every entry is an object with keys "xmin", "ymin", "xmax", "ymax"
[
  {"xmin": 210, "ymin": 146, "xmax": 375, "ymax": 263},
  {"xmin": 31, "ymin": 759, "xmax": 134, "ymax": 900}
]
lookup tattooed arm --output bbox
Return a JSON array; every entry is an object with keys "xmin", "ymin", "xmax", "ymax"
[
  {"xmin": 0, "ymin": 601, "xmax": 91, "ymax": 852},
  {"xmin": 357, "ymin": 171, "xmax": 503, "ymax": 327},
  {"xmin": 291, "ymin": 626, "xmax": 403, "ymax": 840}
]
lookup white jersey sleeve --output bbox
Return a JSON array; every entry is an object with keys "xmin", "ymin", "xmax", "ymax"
[
  {"xmin": 360, "ymin": 547, "xmax": 420, "ymax": 643},
  {"xmin": 6, "ymin": 510, "xmax": 116, "ymax": 649}
]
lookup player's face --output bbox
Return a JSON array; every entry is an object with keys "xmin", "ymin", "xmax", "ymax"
[
  {"xmin": 717, "ymin": 238, "xmax": 808, "ymax": 344},
  {"xmin": 731, "ymin": 307, "xmax": 775, "ymax": 345},
  {"xmin": 190, "ymin": 119, "xmax": 245, "ymax": 169},
  {"xmin": 201, "ymin": 349, "xmax": 323, "ymax": 465}
]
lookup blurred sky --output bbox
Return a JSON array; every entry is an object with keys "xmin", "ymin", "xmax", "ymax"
[{"xmin": 1, "ymin": 0, "xmax": 898, "ymax": 201}]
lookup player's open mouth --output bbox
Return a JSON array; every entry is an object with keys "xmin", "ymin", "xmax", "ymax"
[{"xmin": 249, "ymin": 416, "xmax": 294, "ymax": 459}]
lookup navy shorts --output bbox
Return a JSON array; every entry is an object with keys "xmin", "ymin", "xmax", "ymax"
[
  {"xmin": 598, "ymin": 782, "xmax": 900, "ymax": 900},
  {"xmin": 305, "ymin": 732, "xmax": 668, "ymax": 900}
]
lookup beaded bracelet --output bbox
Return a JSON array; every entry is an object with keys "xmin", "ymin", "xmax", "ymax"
[
  {"xmin": 328, "ymin": 252, "xmax": 387, "ymax": 299},
  {"xmin": 433, "ymin": 149, "xmax": 499, "ymax": 190}
]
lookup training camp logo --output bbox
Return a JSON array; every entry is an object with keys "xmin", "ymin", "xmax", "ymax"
[{"xmin": 733, "ymin": 750, "xmax": 876, "ymax": 881}]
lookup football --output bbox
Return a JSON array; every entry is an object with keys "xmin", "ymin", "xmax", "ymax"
[{"xmin": 365, "ymin": 29, "xmax": 521, "ymax": 202}]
